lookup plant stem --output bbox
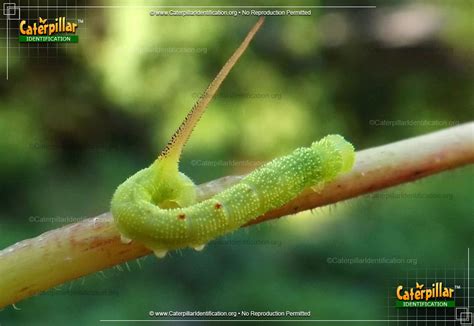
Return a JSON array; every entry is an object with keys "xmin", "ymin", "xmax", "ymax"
[{"xmin": 0, "ymin": 123, "xmax": 473, "ymax": 308}]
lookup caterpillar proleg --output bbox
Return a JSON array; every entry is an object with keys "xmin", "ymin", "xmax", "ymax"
[{"xmin": 110, "ymin": 17, "xmax": 355, "ymax": 258}]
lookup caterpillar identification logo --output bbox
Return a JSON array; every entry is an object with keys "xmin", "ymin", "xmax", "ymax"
[
  {"xmin": 396, "ymin": 282, "xmax": 456, "ymax": 308},
  {"xmin": 19, "ymin": 17, "xmax": 79, "ymax": 43}
]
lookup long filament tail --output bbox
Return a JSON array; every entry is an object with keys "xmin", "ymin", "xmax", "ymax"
[{"xmin": 158, "ymin": 17, "xmax": 265, "ymax": 163}]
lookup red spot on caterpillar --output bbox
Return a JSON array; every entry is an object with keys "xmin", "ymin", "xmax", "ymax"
[
  {"xmin": 214, "ymin": 203, "xmax": 222, "ymax": 209},
  {"xmin": 178, "ymin": 213, "xmax": 186, "ymax": 220}
]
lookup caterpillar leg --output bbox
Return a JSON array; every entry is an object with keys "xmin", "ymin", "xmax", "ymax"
[
  {"xmin": 193, "ymin": 244, "xmax": 206, "ymax": 251},
  {"xmin": 153, "ymin": 249, "xmax": 168, "ymax": 259},
  {"xmin": 120, "ymin": 235, "xmax": 132, "ymax": 244}
]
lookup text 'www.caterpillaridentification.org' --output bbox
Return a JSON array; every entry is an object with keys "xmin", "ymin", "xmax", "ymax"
[
  {"xmin": 150, "ymin": 10, "xmax": 312, "ymax": 17},
  {"xmin": 148, "ymin": 310, "xmax": 311, "ymax": 318}
]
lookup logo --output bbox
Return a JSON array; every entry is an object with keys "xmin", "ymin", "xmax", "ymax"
[
  {"xmin": 396, "ymin": 282, "xmax": 455, "ymax": 308},
  {"xmin": 19, "ymin": 17, "xmax": 78, "ymax": 43}
]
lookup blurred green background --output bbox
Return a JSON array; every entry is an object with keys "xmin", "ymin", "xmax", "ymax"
[{"xmin": 0, "ymin": 0, "xmax": 473, "ymax": 324}]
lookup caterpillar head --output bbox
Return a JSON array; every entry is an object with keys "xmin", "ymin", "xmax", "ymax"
[
  {"xmin": 323, "ymin": 134, "xmax": 355, "ymax": 173},
  {"xmin": 312, "ymin": 135, "xmax": 355, "ymax": 181}
]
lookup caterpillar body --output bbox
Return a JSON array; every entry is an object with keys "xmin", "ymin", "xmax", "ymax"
[{"xmin": 110, "ymin": 17, "xmax": 355, "ymax": 258}]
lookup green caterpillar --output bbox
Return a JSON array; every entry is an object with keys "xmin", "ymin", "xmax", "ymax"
[{"xmin": 110, "ymin": 17, "xmax": 355, "ymax": 258}]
